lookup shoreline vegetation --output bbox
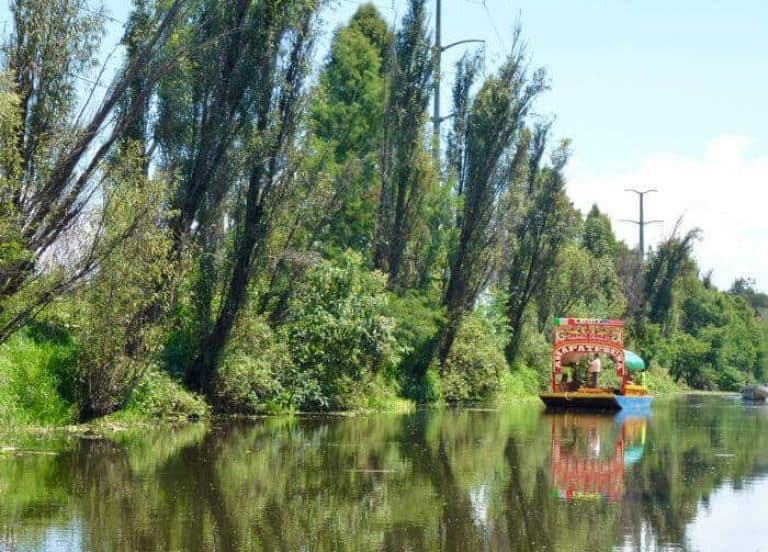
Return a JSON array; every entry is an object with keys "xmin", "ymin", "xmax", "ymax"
[{"xmin": 1, "ymin": 1, "xmax": 765, "ymax": 432}]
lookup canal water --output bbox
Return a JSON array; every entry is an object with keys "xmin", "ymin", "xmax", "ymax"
[{"xmin": 1, "ymin": 394, "xmax": 767, "ymax": 551}]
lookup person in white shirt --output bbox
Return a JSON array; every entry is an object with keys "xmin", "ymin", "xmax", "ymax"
[{"xmin": 588, "ymin": 355, "xmax": 602, "ymax": 388}]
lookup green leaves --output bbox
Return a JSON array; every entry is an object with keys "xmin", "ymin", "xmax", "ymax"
[
  {"xmin": 309, "ymin": 5, "xmax": 390, "ymax": 255},
  {"xmin": 70, "ymin": 143, "xmax": 180, "ymax": 419},
  {"xmin": 279, "ymin": 251, "xmax": 402, "ymax": 409},
  {"xmin": 374, "ymin": 0, "xmax": 435, "ymax": 289}
]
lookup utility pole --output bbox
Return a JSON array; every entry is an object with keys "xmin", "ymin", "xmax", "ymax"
[
  {"xmin": 432, "ymin": 0, "xmax": 484, "ymax": 169},
  {"xmin": 622, "ymin": 188, "xmax": 662, "ymax": 261},
  {"xmin": 432, "ymin": 0, "xmax": 441, "ymax": 162}
]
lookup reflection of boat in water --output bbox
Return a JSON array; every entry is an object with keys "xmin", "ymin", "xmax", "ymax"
[
  {"xmin": 741, "ymin": 384, "xmax": 768, "ymax": 401},
  {"xmin": 547, "ymin": 411, "xmax": 648, "ymax": 503},
  {"xmin": 539, "ymin": 318, "xmax": 652, "ymax": 411}
]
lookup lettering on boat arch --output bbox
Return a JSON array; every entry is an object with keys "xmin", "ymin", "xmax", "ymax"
[
  {"xmin": 552, "ymin": 318, "xmax": 625, "ymax": 376},
  {"xmin": 553, "ymin": 344, "xmax": 625, "ymax": 376}
]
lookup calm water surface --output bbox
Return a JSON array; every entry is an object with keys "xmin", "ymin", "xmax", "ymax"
[{"xmin": 1, "ymin": 395, "xmax": 767, "ymax": 551}]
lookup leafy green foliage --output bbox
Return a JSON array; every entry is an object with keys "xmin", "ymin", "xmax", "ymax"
[
  {"xmin": 118, "ymin": 368, "xmax": 209, "ymax": 421},
  {"xmin": 510, "ymin": 314, "xmax": 553, "ymax": 389},
  {"xmin": 498, "ymin": 365, "xmax": 542, "ymax": 400},
  {"xmin": 505, "ymin": 126, "xmax": 578, "ymax": 364},
  {"xmin": 0, "ymin": 0, "xmax": 183, "ymax": 342},
  {"xmin": 384, "ymin": 289, "xmax": 446, "ymax": 400},
  {"xmin": 1, "ymin": 3, "xmax": 766, "ymax": 426},
  {"xmin": 438, "ymin": 42, "xmax": 547, "ymax": 366},
  {"xmin": 582, "ymin": 204, "xmax": 618, "ymax": 259},
  {"xmin": 0, "ymin": 326, "xmax": 78, "ymax": 427},
  {"xmin": 440, "ymin": 313, "xmax": 506, "ymax": 403},
  {"xmin": 309, "ymin": 6, "xmax": 390, "ymax": 254},
  {"xmin": 69, "ymin": 147, "xmax": 179, "ymax": 420},
  {"xmin": 211, "ymin": 314, "xmax": 292, "ymax": 414},
  {"xmin": 535, "ymin": 242, "xmax": 626, "ymax": 330},
  {"xmin": 374, "ymin": 0, "xmax": 435, "ymax": 289},
  {"xmin": 654, "ymin": 275, "xmax": 765, "ymax": 389},
  {"xmin": 0, "ymin": 72, "xmax": 26, "ymax": 292},
  {"xmin": 278, "ymin": 251, "xmax": 402, "ymax": 409},
  {"xmin": 643, "ymin": 227, "xmax": 700, "ymax": 327}
]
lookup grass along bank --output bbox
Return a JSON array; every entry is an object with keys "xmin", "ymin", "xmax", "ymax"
[{"xmin": 0, "ymin": 318, "xmax": 685, "ymax": 433}]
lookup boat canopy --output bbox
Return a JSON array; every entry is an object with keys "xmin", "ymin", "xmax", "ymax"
[{"xmin": 624, "ymin": 349, "xmax": 647, "ymax": 372}]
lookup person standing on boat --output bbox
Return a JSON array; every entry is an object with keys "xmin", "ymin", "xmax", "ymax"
[{"xmin": 588, "ymin": 355, "xmax": 602, "ymax": 388}]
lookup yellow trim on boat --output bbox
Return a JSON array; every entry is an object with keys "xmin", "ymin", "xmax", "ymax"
[{"xmin": 539, "ymin": 392, "xmax": 617, "ymax": 400}]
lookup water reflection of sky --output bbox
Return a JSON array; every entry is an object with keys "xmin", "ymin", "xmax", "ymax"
[
  {"xmin": 25, "ymin": 519, "xmax": 83, "ymax": 552},
  {"xmin": 685, "ymin": 475, "xmax": 768, "ymax": 552},
  {"xmin": 617, "ymin": 475, "xmax": 768, "ymax": 552}
]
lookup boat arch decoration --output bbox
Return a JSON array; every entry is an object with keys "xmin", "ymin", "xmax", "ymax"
[{"xmin": 552, "ymin": 318, "xmax": 625, "ymax": 377}]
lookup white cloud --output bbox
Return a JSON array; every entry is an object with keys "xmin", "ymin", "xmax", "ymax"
[{"xmin": 565, "ymin": 134, "xmax": 768, "ymax": 291}]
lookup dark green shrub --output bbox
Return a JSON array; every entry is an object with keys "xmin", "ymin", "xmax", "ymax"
[
  {"xmin": 385, "ymin": 289, "xmax": 446, "ymax": 400},
  {"xmin": 211, "ymin": 314, "xmax": 292, "ymax": 414},
  {"xmin": 440, "ymin": 313, "xmax": 506, "ymax": 403},
  {"xmin": 278, "ymin": 251, "xmax": 402, "ymax": 410},
  {"xmin": 511, "ymin": 321, "xmax": 552, "ymax": 389},
  {"xmin": 120, "ymin": 368, "xmax": 209, "ymax": 421}
]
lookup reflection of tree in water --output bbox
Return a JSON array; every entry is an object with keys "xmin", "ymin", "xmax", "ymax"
[
  {"xmin": 2, "ymin": 398, "xmax": 768, "ymax": 550},
  {"xmin": 383, "ymin": 411, "xmax": 483, "ymax": 551},
  {"xmin": 505, "ymin": 435, "xmax": 555, "ymax": 551},
  {"xmin": 618, "ymin": 399, "xmax": 768, "ymax": 548}
]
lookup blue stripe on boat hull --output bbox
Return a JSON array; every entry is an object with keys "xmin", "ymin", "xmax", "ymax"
[{"xmin": 614, "ymin": 395, "xmax": 653, "ymax": 411}]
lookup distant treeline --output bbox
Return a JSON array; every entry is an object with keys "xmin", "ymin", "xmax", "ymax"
[{"xmin": 0, "ymin": 0, "xmax": 765, "ymax": 424}]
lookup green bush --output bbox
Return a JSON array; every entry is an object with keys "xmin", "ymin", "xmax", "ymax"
[
  {"xmin": 385, "ymin": 289, "xmax": 446, "ymax": 399},
  {"xmin": 498, "ymin": 365, "xmax": 541, "ymax": 401},
  {"xmin": 118, "ymin": 368, "xmax": 209, "ymax": 421},
  {"xmin": 641, "ymin": 364, "xmax": 685, "ymax": 394},
  {"xmin": 211, "ymin": 314, "xmax": 292, "ymax": 414},
  {"xmin": 67, "ymin": 152, "xmax": 179, "ymax": 420},
  {"xmin": 278, "ymin": 251, "xmax": 402, "ymax": 410},
  {"xmin": 511, "ymin": 321, "xmax": 552, "ymax": 389},
  {"xmin": 0, "ymin": 327, "xmax": 78, "ymax": 427},
  {"xmin": 440, "ymin": 313, "xmax": 506, "ymax": 403}
]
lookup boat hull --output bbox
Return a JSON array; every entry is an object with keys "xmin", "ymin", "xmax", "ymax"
[
  {"xmin": 539, "ymin": 392, "xmax": 653, "ymax": 411},
  {"xmin": 741, "ymin": 385, "xmax": 768, "ymax": 401}
]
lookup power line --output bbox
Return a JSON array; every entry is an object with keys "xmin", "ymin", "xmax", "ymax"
[{"xmin": 481, "ymin": 0, "xmax": 506, "ymax": 50}]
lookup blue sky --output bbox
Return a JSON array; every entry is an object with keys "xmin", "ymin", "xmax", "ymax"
[
  {"xmin": 328, "ymin": 0, "xmax": 768, "ymax": 291},
  {"xmin": 5, "ymin": 0, "xmax": 768, "ymax": 290}
]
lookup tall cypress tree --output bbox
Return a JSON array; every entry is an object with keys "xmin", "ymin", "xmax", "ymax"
[{"xmin": 374, "ymin": 0, "xmax": 434, "ymax": 290}]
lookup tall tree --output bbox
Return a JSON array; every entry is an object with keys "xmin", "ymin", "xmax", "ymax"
[
  {"xmin": 643, "ymin": 225, "xmax": 700, "ymax": 328},
  {"xmin": 0, "ymin": 0, "xmax": 184, "ymax": 342},
  {"xmin": 184, "ymin": 1, "xmax": 322, "ymax": 392},
  {"xmin": 309, "ymin": 4, "xmax": 391, "ymax": 254},
  {"xmin": 120, "ymin": 0, "xmax": 154, "ymax": 153},
  {"xmin": 374, "ymin": 0, "xmax": 434, "ymax": 290},
  {"xmin": 582, "ymin": 204, "xmax": 617, "ymax": 259},
  {"xmin": 504, "ymin": 126, "xmax": 578, "ymax": 365},
  {"xmin": 436, "ymin": 43, "xmax": 546, "ymax": 364},
  {"xmin": 534, "ymin": 243, "xmax": 626, "ymax": 333}
]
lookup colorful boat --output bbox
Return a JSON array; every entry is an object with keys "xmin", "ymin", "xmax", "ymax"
[{"xmin": 539, "ymin": 317, "xmax": 652, "ymax": 411}]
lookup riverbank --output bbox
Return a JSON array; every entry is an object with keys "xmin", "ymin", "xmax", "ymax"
[
  {"xmin": 0, "ymin": 369, "xmax": 687, "ymax": 440},
  {"xmin": 0, "ymin": 317, "xmax": 690, "ymax": 432}
]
